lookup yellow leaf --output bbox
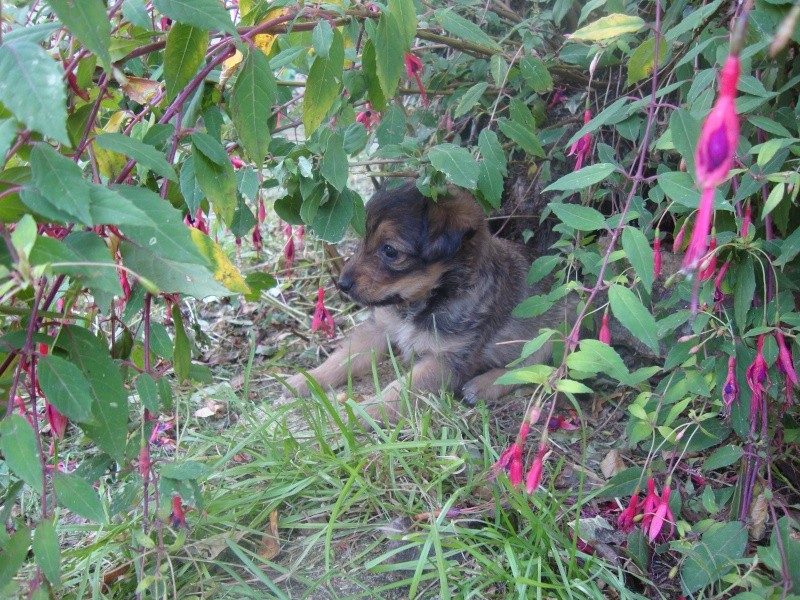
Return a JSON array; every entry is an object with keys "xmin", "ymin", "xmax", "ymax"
[
  {"xmin": 103, "ymin": 111, "xmax": 128, "ymax": 133},
  {"xmin": 121, "ymin": 77, "xmax": 162, "ymax": 104},
  {"xmin": 253, "ymin": 8, "xmax": 290, "ymax": 56},
  {"xmin": 567, "ymin": 14, "xmax": 645, "ymax": 42},
  {"xmin": 220, "ymin": 49, "xmax": 243, "ymax": 86},
  {"xmin": 92, "ymin": 142, "xmax": 127, "ymax": 180},
  {"xmin": 189, "ymin": 229, "xmax": 251, "ymax": 294}
]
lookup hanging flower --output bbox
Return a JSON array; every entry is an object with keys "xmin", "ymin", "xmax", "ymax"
[
  {"xmin": 46, "ymin": 403, "xmax": 68, "ymax": 439},
  {"xmin": 672, "ymin": 220, "xmax": 687, "ymax": 253},
  {"xmin": 258, "ymin": 197, "xmax": 266, "ymax": 223},
  {"xmin": 653, "ymin": 230, "xmax": 662, "ymax": 279},
  {"xmin": 681, "ymin": 188, "xmax": 715, "ymax": 273},
  {"xmin": 229, "ymin": 156, "xmax": 244, "ymax": 169},
  {"xmin": 722, "ymin": 355, "xmax": 739, "ymax": 417},
  {"xmin": 491, "ymin": 423, "xmax": 529, "ymax": 486},
  {"xmin": 312, "ymin": 287, "xmax": 335, "ymax": 337},
  {"xmin": 699, "ymin": 236, "xmax": 717, "ymax": 281},
  {"xmin": 252, "ymin": 225, "xmax": 262, "ymax": 256},
  {"xmin": 746, "ymin": 335, "xmax": 769, "ymax": 422},
  {"xmin": 775, "ymin": 330, "xmax": 798, "ymax": 406},
  {"xmin": 740, "ymin": 202, "xmax": 751, "ymax": 238},
  {"xmin": 714, "ymin": 260, "xmax": 731, "ymax": 309},
  {"xmin": 694, "ymin": 55, "xmax": 740, "ymax": 189},
  {"xmin": 598, "ymin": 310, "xmax": 611, "ymax": 345},
  {"xmin": 618, "ymin": 492, "xmax": 641, "ymax": 533},
  {"xmin": 283, "ymin": 224, "xmax": 295, "ymax": 275},
  {"xmin": 356, "ymin": 103, "xmax": 380, "ymax": 129},
  {"xmin": 404, "ymin": 52, "xmax": 429, "ymax": 107},
  {"xmin": 170, "ymin": 495, "xmax": 188, "ymax": 528},
  {"xmin": 567, "ymin": 110, "xmax": 592, "ymax": 170},
  {"xmin": 647, "ymin": 485, "xmax": 676, "ymax": 542},
  {"xmin": 640, "ymin": 478, "xmax": 659, "ymax": 529},
  {"xmin": 525, "ymin": 442, "xmax": 548, "ymax": 494}
]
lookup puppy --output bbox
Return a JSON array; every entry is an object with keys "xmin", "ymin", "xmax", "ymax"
[{"xmin": 286, "ymin": 182, "xmax": 573, "ymax": 422}]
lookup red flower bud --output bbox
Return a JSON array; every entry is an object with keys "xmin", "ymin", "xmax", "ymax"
[
  {"xmin": 599, "ymin": 311, "xmax": 611, "ymax": 345},
  {"xmin": 653, "ymin": 232, "xmax": 662, "ymax": 279},
  {"xmin": 722, "ymin": 355, "xmax": 739, "ymax": 417},
  {"xmin": 699, "ymin": 236, "xmax": 717, "ymax": 281}
]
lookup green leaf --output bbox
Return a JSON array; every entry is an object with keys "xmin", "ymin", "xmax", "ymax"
[
  {"xmin": 62, "ymin": 231, "xmax": 121, "ymax": 313},
  {"xmin": 519, "ymin": 57, "xmax": 553, "ymax": 93},
  {"xmin": 513, "ymin": 294, "xmax": 556, "ymax": 318},
  {"xmin": 122, "ymin": 0, "xmax": 151, "ymax": 30},
  {"xmin": 454, "ymin": 82, "xmax": 489, "ymax": 119},
  {"xmin": 664, "ymin": 0, "xmax": 723, "ymax": 42},
  {"xmin": 160, "ymin": 460, "xmax": 213, "ymax": 480},
  {"xmin": 193, "ymin": 148, "xmax": 238, "ymax": 226},
  {"xmin": 496, "ymin": 364, "xmax": 555, "ymax": 385},
  {"xmin": 47, "ymin": 0, "xmax": 112, "ymax": 71},
  {"xmin": 478, "ymin": 129, "xmax": 507, "ymax": 176},
  {"xmin": 303, "ymin": 30, "xmax": 344, "ymax": 135},
  {"xmin": 0, "ymin": 526, "xmax": 31, "ymax": 591},
  {"xmin": 372, "ymin": 12, "xmax": 404, "ymax": 99},
  {"xmin": 231, "ymin": 48, "xmax": 276, "ymax": 164},
  {"xmin": 621, "ymin": 226, "xmax": 654, "ymax": 293},
  {"xmin": 389, "ymin": 0, "xmax": 417, "ymax": 47},
  {"xmin": 164, "ymin": 24, "xmax": 208, "ymax": 102},
  {"xmin": 428, "ymin": 144, "xmax": 480, "ymax": 188},
  {"xmin": 37, "ymin": 355, "xmax": 95, "ymax": 423},
  {"xmin": 548, "ymin": 203, "xmax": 607, "ymax": 231},
  {"xmin": 596, "ymin": 466, "xmax": 644, "ymax": 498},
  {"xmin": 627, "ymin": 37, "xmax": 667, "ymax": 86},
  {"xmin": 681, "ymin": 522, "xmax": 747, "ymax": 595},
  {"xmin": 608, "ymin": 284, "xmax": 659, "ymax": 355},
  {"xmin": 153, "ymin": 0, "xmax": 237, "ymax": 36},
  {"xmin": 566, "ymin": 97, "xmax": 629, "ymax": 147},
  {"xmin": 734, "ymin": 256, "xmax": 756, "ymax": 332},
  {"xmin": 361, "ymin": 41, "xmax": 387, "ymax": 111},
  {"xmin": 762, "ymin": 183, "xmax": 785, "ymax": 219},
  {"xmin": 57, "ymin": 325, "xmax": 128, "ymax": 462},
  {"xmin": 703, "ymin": 444, "xmax": 743, "ymax": 471},
  {"xmin": 54, "ymin": 473, "xmax": 107, "ymax": 523},
  {"xmin": 312, "ymin": 188, "xmax": 354, "ymax": 243},
  {"xmin": 321, "ymin": 133, "xmax": 348, "ymax": 192},
  {"xmin": 669, "ymin": 109, "xmax": 700, "ymax": 174},
  {"xmin": 498, "ymin": 118, "xmax": 545, "ymax": 157},
  {"xmin": 95, "ymin": 133, "xmax": 177, "ymax": 181},
  {"xmin": 375, "ymin": 105, "xmax": 405, "ymax": 146},
  {"xmin": 33, "ymin": 519, "xmax": 60, "ymax": 587},
  {"xmin": 312, "ymin": 20, "xmax": 334, "ymax": 58},
  {"xmin": 190, "ymin": 132, "xmax": 229, "ymax": 166},
  {"xmin": 120, "ymin": 241, "xmax": 232, "ymax": 298},
  {"xmin": 0, "ymin": 41, "xmax": 68, "ymax": 144},
  {"xmin": 658, "ymin": 172, "xmax": 732, "ymax": 211},
  {"xmin": 135, "ymin": 373, "xmax": 161, "ymax": 414},
  {"xmin": 566, "ymin": 339, "xmax": 631, "ymax": 384},
  {"xmin": 0, "ymin": 119, "xmax": 17, "ymax": 161},
  {"xmin": 556, "ymin": 379, "xmax": 594, "ymax": 394},
  {"xmin": 477, "ymin": 162, "xmax": 503, "ymax": 209},
  {"xmin": 568, "ymin": 14, "xmax": 645, "ymax": 41},
  {"xmin": 172, "ymin": 304, "xmax": 190, "ymax": 383},
  {"xmin": 0, "ymin": 415, "xmax": 43, "ymax": 493},
  {"xmin": 543, "ymin": 163, "xmax": 616, "ymax": 192},
  {"xmin": 435, "ymin": 8, "xmax": 502, "ymax": 51},
  {"xmin": 528, "ymin": 254, "xmax": 560, "ymax": 285},
  {"xmin": 25, "ymin": 144, "xmax": 93, "ymax": 225}
]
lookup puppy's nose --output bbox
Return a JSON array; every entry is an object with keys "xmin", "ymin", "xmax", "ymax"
[{"xmin": 337, "ymin": 273, "xmax": 354, "ymax": 293}]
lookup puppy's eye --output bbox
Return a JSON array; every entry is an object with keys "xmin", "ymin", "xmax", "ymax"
[{"xmin": 381, "ymin": 244, "xmax": 399, "ymax": 260}]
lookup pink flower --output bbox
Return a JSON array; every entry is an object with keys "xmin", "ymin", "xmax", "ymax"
[
  {"xmin": 491, "ymin": 423, "xmax": 529, "ymax": 486},
  {"xmin": 525, "ymin": 443, "xmax": 548, "ymax": 493},
  {"xmin": 229, "ymin": 156, "xmax": 244, "ymax": 169},
  {"xmin": 283, "ymin": 225, "xmax": 295, "ymax": 275},
  {"xmin": 258, "ymin": 197, "xmax": 266, "ymax": 223},
  {"xmin": 252, "ymin": 226, "xmax": 262, "ymax": 255},
  {"xmin": 681, "ymin": 187, "xmax": 715, "ymax": 273},
  {"xmin": 547, "ymin": 88, "xmax": 567, "ymax": 109},
  {"xmin": 746, "ymin": 335, "xmax": 769, "ymax": 422},
  {"xmin": 356, "ymin": 104, "xmax": 380, "ymax": 129},
  {"xmin": 653, "ymin": 232, "xmax": 662, "ymax": 279},
  {"xmin": 170, "ymin": 496, "xmax": 188, "ymax": 528},
  {"xmin": 714, "ymin": 260, "xmax": 730, "ymax": 308},
  {"xmin": 567, "ymin": 110, "xmax": 592, "ymax": 170},
  {"xmin": 46, "ymin": 403, "xmax": 68, "ymax": 439},
  {"xmin": 775, "ymin": 330, "xmax": 798, "ymax": 406},
  {"xmin": 312, "ymin": 287, "xmax": 335, "ymax": 337},
  {"xmin": 695, "ymin": 55, "xmax": 740, "ymax": 189},
  {"xmin": 647, "ymin": 485, "xmax": 675, "ymax": 542},
  {"xmin": 641, "ymin": 478, "xmax": 659, "ymax": 530},
  {"xmin": 618, "ymin": 492, "xmax": 641, "ymax": 533},
  {"xmin": 404, "ymin": 52, "xmax": 428, "ymax": 107},
  {"xmin": 672, "ymin": 220, "xmax": 687, "ymax": 253},
  {"xmin": 699, "ymin": 236, "xmax": 717, "ymax": 281},
  {"xmin": 598, "ymin": 311, "xmax": 611, "ymax": 344},
  {"xmin": 722, "ymin": 355, "xmax": 739, "ymax": 417}
]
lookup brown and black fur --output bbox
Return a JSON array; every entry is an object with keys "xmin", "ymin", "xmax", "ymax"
[{"xmin": 286, "ymin": 182, "xmax": 574, "ymax": 423}]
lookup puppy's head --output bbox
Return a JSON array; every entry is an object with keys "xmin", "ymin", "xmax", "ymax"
[{"xmin": 337, "ymin": 182, "xmax": 487, "ymax": 306}]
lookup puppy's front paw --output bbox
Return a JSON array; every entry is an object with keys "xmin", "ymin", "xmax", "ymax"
[
  {"xmin": 285, "ymin": 372, "xmax": 310, "ymax": 396},
  {"xmin": 459, "ymin": 382, "xmax": 480, "ymax": 407}
]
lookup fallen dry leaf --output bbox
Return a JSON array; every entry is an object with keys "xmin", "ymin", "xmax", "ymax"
[
  {"xmin": 600, "ymin": 449, "xmax": 625, "ymax": 479},
  {"xmin": 258, "ymin": 509, "xmax": 280, "ymax": 559}
]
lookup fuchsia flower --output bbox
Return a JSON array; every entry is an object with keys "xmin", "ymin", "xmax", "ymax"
[
  {"xmin": 229, "ymin": 156, "xmax": 244, "ymax": 169},
  {"xmin": 170, "ymin": 496, "xmax": 188, "ymax": 529},
  {"xmin": 714, "ymin": 260, "xmax": 731, "ymax": 308},
  {"xmin": 672, "ymin": 221, "xmax": 687, "ymax": 253},
  {"xmin": 699, "ymin": 236, "xmax": 717, "ymax": 281},
  {"xmin": 547, "ymin": 88, "xmax": 567, "ymax": 109},
  {"xmin": 312, "ymin": 287, "xmax": 335, "ymax": 337},
  {"xmin": 775, "ymin": 330, "xmax": 798, "ymax": 405},
  {"xmin": 746, "ymin": 335, "xmax": 769, "ymax": 422},
  {"xmin": 258, "ymin": 197, "xmax": 266, "ymax": 223},
  {"xmin": 252, "ymin": 226, "xmax": 262, "ymax": 256},
  {"xmin": 356, "ymin": 104, "xmax": 380, "ymax": 129},
  {"xmin": 722, "ymin": 355, "xmax": 739, "ymax": 416},
  {"xmin": 598, "ymin": 311, "xmax": 611, "ymax": 344},
  {"xmin": 647, "ymin": 485, "xmax": 675, "ymax": 542},
  {"xmin": 525, "ymin": 443, "xmax": 548, "ymax": 493},
  {"xmin": 404, "ymin": 52, "xmax": 429, "ymax": 107},
  {"xmin": 567, "ymin": 110, "xmax": 592, "ymax": 170},
  {"xmin": 695, "ymin": 55, "xmax": 741, "ymax": 189},
  {"xmin": 682, "ymin": 188, "xmax": 716, "ymax": 273},
  {"xmin": 492, "ymin": 422, "xmax": 529, "ymax": 486},
  {"xmin": 617, "ymin": 492, "xmax": 640, "ymax": 533},
  {"xmin": 653, "ymin": 231, "xmax": 662, "ymax": 279},
  {"xmin": 640, "ymin": 478, "xmax": 659, "ymax": 530},
  {"xmin": 46, "ymin": 403, "xmax": 68, "ymax": 439},
  {"xmin": 283, "ymin": 224, "xmax": 295, "ymax": 275}
]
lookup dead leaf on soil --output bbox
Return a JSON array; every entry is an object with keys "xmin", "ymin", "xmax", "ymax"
[
  {"xmin": 258, "ymin": 509, "xmax": 281, "ymax": 559},
  {"xmin": 600, "ymin": 449, "xmax": 626, "ymax": 479},
  {"xmin": 194, "ymin": 398, "xmax": 227, "ymax": 419},
  {"xmin": 749, "ymin": 493, "xmax": 769, "ymax": 540}
]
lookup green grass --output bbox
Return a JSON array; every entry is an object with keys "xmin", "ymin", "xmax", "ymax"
[{"xmin": 51, "ymin": 335, "xmax": 647, "ymax": 599}]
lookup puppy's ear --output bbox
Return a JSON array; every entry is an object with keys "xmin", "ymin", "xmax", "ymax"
[{"xmin": 421, "ymin": 192, "xmax": 482, "ymax": 262}]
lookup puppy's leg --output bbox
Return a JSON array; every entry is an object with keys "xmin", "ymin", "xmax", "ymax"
[
  {"xmin": 461, "ymin": 368, "xmax": 520, "ymax": 407},
  {"xmin": 286, "ymin": 319, "xmax": 388, "ymax": 395},
  {"xmin": 362, "ymin": 356, "xmax": 446, "ymax": 424}
]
